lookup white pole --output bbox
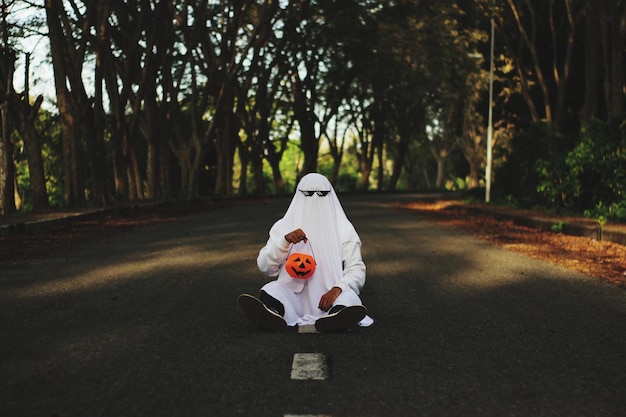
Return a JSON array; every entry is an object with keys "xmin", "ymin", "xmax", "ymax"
[{"xmin": 485, "ymin": 0, "xmax": 495, "ymax": 203}]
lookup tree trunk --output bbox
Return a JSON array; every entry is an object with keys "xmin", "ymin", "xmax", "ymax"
[
  {"xmin": 128, "ymin": 145, "xmax": 142, "ymax": 200},
  {"xmin": 292, "ymin": 76, "xmax": 319, "ymax": 176},
  {"xmin": 357, "ymin": 130, "xmax": 374, "ymax": 192},
  {"xmin": 159, "ymin": 143, "xmax": 172, "ymax": 199},
  {"xmin": 326, "ymin": 121, "xmax": 343, "ymax": 184},
  {"xmin": 458, "ymin": 117, "xmax": 485, "ymax": 190},
  {"xmin": 299, "ymin": 116, "xmax": 318, "ymax": 176},
  {"xmin": 213, "ymin": 107, "xmax": 235, "ymax": 196},
  {"xmin": 46, "ymin": 0, "xmax": 85, "ymax": 207},
  {"xmin": 435, "ymin": 157, "xmax": 446, "ymax": 189},
  {"xmin": 430, "ymin": 145, "xmax": 449, "ymax": 189},
  {"xmin": 142, "ymin": 81, "xmax": 161, "ymax": 200},
  {"xmin": 14, "ymin": 95, "xmax": 49, "ymax": 211},
  {"xmin": 91, "ymin": 4, "xmax": 110, "ymax": 205},
  {"xmin": 388, "ymin": 136, "xmax": 410, "ymax": 192},
  {"xmin": 357, "ymin": 130, "xmax": 376, "ymax": 192},
  {"xmin": 604, "ymin": 0, "xmax": 625, "ymax": 120},
  {"xmin": 551, "ymin": 0, "xmax": 579, "ymax": 130},
  {"xmin": 213, "ymin": 84, "xmax": 241, "ymax": 196},
  {"xmin": 579, "ymin": 0, "xmax": 601, "ymax": 126},
  {"xmin": 0, "ymin": 48, "xmax": 16, "ymax": 214},
  {"xmin": 0, "ymin": 97, "xmax": 14, "ymax": 214},
  {"xmin": 422, "ymin": 166, "xmax": 432, "ymax": 189}
]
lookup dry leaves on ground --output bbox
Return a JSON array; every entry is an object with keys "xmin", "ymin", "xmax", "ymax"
[{"xmin": 402, "ymin": 200, "xmax": 626, "ymax": 289}]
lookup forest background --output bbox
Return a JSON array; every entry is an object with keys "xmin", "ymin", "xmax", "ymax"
[{"xmin": 0, "ymin": 0, "xmax": 624, "ymax": 223}]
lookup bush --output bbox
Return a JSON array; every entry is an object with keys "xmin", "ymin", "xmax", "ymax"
[
  {"xmin": 568, "ymin": 120, "xmax": 626, "ymax": 220},
  {"xmin": 494, "ymin": 119, "xmax": 626, "ymax": 221}
]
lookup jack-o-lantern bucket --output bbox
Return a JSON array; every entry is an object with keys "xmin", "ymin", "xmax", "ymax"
[{"xmin": 285, "ymin": 252, "xmax": 316, "ymax": 279}]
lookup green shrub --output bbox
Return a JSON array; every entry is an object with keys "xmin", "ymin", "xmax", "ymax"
[
  {"xmin": 565, "ymin": 119, "xmax": 626, "ymax": 219},
  {"xmin": 494, "ymin": 119, "xmax": 626, "ymax": 221}
]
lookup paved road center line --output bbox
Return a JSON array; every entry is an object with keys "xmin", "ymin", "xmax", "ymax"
[
  {"xmin": 298, "ymin": 324, "xmax": 319, "ymax": 333},
  {"xmin": 290, "ymin": 353, "xmax": 329, "ymax": 380}
]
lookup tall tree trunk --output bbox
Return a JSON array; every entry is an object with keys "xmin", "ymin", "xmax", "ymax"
[
  {"xmin": 142, "ymin": 80, "xmax": 160, "ymax": 200},
  {"xmin": 603, "ymin": 0, "xmax": 625, "ymax": 121},
  {"xmin": 430, "ymin": 145, "xmax": 449, "ymax": 189},
  {"xmin": 292, "ymin": 76, "xmax": 319, "ymax": 176},
  {"xmin": 388, "ymin": 135, "xmax": 410, "ymax": 192},
  {"xmin": 326, "ymin": 119, "xmax": 344, "ymax": 184},
  {"xmin": 551, "ymin": 0, "xmax": 579, "ymax": 130},
  {"xmin": 46, "ymin": 0, "xmax": 85, "ymax": 207},
  {"xmin": 213, "ymin": 86, "xmax": 237, "ymax": 196},
  {"xmin": 506, "ymin": 0, "xmax": 553, "ymax": 124},
  {"xmin": 90, "ymin": 1, "xmax": 110, "ymax": 205},
  {"xmin": 459, "ymin": 105, "xmax": 486, "ymax": 190},
  {"xmin": 247, "ymin": 116, "xmax": 269, "ymax": 196},
  {"xmin": 2, "ymin": 51, "xmax": 49, "ymax": 211},
  {"xmin": 357, "ymin": 130, "xmax": 374, "ymax": 192},
  {"xmin": 0, "ymin": 48, "xmax": 15, "ymax": 214},
  {"xmin": 14, "ymin": 94, "xmax": 49, "ymax": 211},
  {"xmin": 0, "ymin": 94, "xmax": 14, "ymax": 215},
  {"xmin": 91, "ymin": 64, "xmax": 107, "ymax": 204},
  {"xmin": 580, "ymin": 0, "xmax": 601, "ymax": 126},
  {"xmin": 159, "ymin": 142, "xmax": 172, "ymax": 199}
]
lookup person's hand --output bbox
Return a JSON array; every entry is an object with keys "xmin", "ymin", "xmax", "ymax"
[
  {"xmin": 284, "ymin": 228, "xmax": 307, "ymax": 244},
  {"xmin": 318, "ymin": 287, "xmax": 342, "ymax": 312}
]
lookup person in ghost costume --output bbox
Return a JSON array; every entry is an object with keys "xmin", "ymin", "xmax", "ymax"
[{"xmin": 238, "ymin": 173, "xmax": 374, "ymax": 332}]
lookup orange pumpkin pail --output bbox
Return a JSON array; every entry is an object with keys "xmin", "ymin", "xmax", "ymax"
[{"xmin": 285, "ymin": 240, "xmax": 317, "ymax": 280}]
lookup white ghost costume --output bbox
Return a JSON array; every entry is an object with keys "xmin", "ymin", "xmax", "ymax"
[{"xmin": 257, "ymin": 173, "xmax": 374, "ymax": 327}]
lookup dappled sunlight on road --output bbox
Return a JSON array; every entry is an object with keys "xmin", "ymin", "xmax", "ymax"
[
  {"xmin": 10, "ymin": 243, "xmax": 245, "ymax": 299},
  {"xmin": 442, "ymin": 261, "xmax": 538, "ymax": 292}
]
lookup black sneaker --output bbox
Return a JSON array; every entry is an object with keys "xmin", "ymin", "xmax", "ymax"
[
  {"xmin": 238, "ymin": 294, "xmax": 288, "ymax": 332},
  {"xmin": 315, "ymin": 305, "xmax": 367, "ymax": 332}
]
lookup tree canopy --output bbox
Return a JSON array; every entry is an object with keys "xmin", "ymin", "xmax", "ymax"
[{"xmin": 0, "ymin": 0, "xmax": 624, "ymax": 219}]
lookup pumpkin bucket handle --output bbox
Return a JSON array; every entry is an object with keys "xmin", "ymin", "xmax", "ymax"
[{"xmin": 286, "ymin": 238, "xmax": 316, "ymax": 261}]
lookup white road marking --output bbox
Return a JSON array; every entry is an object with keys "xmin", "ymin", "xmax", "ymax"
[
  {"xmin": 298, "ymin": 324, "xmax": 319, "ymax": 333},
  {"xmin": 290, "ymin": 353, "xmax": 329, "ymax": 380}
]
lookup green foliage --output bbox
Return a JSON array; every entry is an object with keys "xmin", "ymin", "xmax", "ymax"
[
  {"xmin": 495, "ymin": 119, "xmax": 626, "ymax": 222},
  {"xmin": 584, "ymin": 201, "xmax": 626, "ymax": 223},
  {"xmin": 551, "ymin": 221, "xmax": 565, "ymax": 232},
  {"xmin": 565, "ymin": 120, "xmax": 626, "ymax": 220}
]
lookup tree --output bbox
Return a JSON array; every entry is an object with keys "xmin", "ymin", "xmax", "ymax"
[
  {"xmin": 580, "ymin": 0, "xmax": 626, "ymax": 124},
  {"xmin": 101, "ymin": 0, "xmax": 168, "ymax": 201},
  {"xmin": 281, "ymin": 1, "xmax": 324, "ymax": 177},
  {"xmin": 1, "ymin": 1, "xmax": 49, "ymax": 212},
  {"xmin": 320, "ymin": 0, "xmax": 377, "ymax": 183},
  {"xmin": 0, "ymin": 47, "xmax": 15, "ymax": 214},
  {"xmin": 13, "ymin": 88, "xmax": 49, "ymax": 210},
  {"xmin": 498, "ymin": 0, "xmax": 585, "ymax": 132},
  {"xmin": 46, "ymin": 0, "xmax": 99, "ymax": 207}
]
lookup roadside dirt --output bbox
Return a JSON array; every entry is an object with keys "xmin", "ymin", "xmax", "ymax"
[
  {"xmin": 402, "ymin": 200, "xmax": 626, "ymax": 289},
  {"xmin": 2, "ymin": 200, "xmax": 625, "ymax": 289}
]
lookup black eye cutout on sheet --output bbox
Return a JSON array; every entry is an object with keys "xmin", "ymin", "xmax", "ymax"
[{"xmin": 299, "ymin": 189, "xmax": 331, "ymax": 197}]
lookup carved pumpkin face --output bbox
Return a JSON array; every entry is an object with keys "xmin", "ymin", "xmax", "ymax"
[{"xmin": 285, "ymin": 253, "xmax": 316, "ymax": 279}]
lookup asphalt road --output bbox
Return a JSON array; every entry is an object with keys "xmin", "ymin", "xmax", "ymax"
[{"xmin": 1, "ymin": 193, "xmax": 625, "ymax": 417}]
